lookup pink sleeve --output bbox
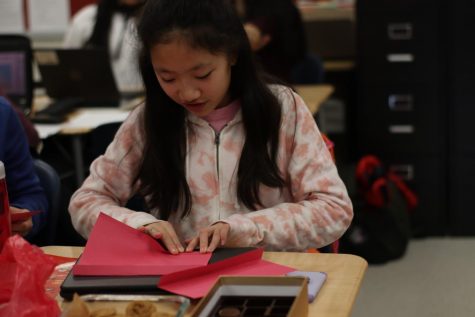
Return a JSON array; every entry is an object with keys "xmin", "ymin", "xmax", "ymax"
[
  {"xmin": 225, "ymin": 89, "xmax": 353, "ymax": 251},
  {"xmin": 68, "ymin": 107, "xmax": 159, "ymax": 238}
]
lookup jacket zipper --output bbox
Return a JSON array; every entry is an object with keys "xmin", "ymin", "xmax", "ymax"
[
  {"xmin": 214, "ymin": 131, "xmax": 221, "ymax": 180},
  {"xmin": 214, "ymin": 131, "xmax": 221, "ymax": 220}
]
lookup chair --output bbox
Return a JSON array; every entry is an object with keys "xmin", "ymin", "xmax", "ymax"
[{"xmin": 32, "ymin": 159, "xmax": 61, "ymax": 246}]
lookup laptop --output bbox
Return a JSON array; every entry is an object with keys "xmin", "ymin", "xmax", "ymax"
[
  {"xmin": 34, "ymin": 48, "xmax": 121, "ymax": 108},
  {"xmin": 0, "ymin": 35, "xmax": 33, "ymax": 113}
]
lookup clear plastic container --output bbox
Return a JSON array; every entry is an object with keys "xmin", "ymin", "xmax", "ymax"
[{"xmin": 61, "ymin": 294, "xmax": 191, "ymax": 317}]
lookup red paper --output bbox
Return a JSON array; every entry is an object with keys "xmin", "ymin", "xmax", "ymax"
[
  {"xmin": 158, "ymin": 248, "xmax": 295, "ymax": 298},
  {"xmin": 11, "ymin": 210, "xmax": 42, "ymax": 223},
  {"xmin": 72, "ymin": 213, "xmax": 212, "ymax": 276}
]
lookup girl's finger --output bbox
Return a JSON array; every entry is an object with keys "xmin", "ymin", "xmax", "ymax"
[
  {"xmin": 160, "ymin": 231, "xmax": 180, "ymax": 254},
  {"xmin": 199, "ymin": 229, "xmax": 210, "ymax": 253},
  {"xmin": 162, "ymin": 222, "xmax": 184, "ymax": 252},
  {"xmin": 186, "ymin": 237, "xmax": 199, "ymax": 252},
  {"xmin": 160, "ymin": 225, "xmax": 185, "ymax": 253},
  {"xmin": 220, "ymin": 225, "xmax": 229, "ymax": 246},
  {"xmin": 207, "ymin": 229, "xmax": 222, "ymax": 252},
  {"xmin": 145, "ymin": 225, "xmax": 162, "ymax": 239}
]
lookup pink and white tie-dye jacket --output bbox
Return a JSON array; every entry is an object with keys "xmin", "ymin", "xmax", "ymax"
[{"xmin": 69, "ymin": 86, "xmax": 353, "ymax": 251}]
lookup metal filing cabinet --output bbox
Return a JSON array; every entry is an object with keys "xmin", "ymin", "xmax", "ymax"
[{"xmin": 356, "ymin": 0, "xmax": 448, "ymax": 236}]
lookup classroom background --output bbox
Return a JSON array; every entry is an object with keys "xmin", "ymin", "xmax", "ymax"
[{"xmin": 1, "ymin": 0, "xmax": 475, "ymax": 316}]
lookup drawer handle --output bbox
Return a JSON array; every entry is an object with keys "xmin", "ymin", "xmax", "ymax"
[
  {"xmin": 388, "ymin": 94, "xmax": 413, "ymax": 111},
  {"xmin": 388, "ymin": 23, "xmax": 413, "ymax": 40},
  {"xmin": 390, "ymin": 164, "xmax": 414, "ymax": 181},
  {"xmin": 387, "ymin": 53, "xmax": 414, "ymax": 63},
  {"xmin": 389, "ymin": 125, "xmax": 414, "ymax": 134}
]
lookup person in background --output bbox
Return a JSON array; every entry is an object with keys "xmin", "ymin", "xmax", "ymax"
[
  {"xmin": 233, "ymin": 0, "xmax": 308, "ymax": 84},
  {"xmin": 63, "ymin": 0, "xmax": 146, "ymax": 93},
  {"xmin": 0, "ymin": 87, "xmax": 41, "ymax": 155},
  {"xmin": 69, "ymin": 0, "xmax": 352, "ymax": 254},
  {"xmin": 0, "ymin": 97, "xmax": 48, "ymax": 238}
]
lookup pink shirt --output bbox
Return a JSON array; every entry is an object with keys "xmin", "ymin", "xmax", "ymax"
[{"xmin": 202, "ymin": 99, "xmax": 240, "ymax": 133}]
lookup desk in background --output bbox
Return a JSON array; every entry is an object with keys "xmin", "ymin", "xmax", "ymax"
[
  {"xmin": 297, "ymin": 1, "xmax": 355, "ymax": 69},
  {"xmin": 295, "ymin": 84, "xmax": 334, "ymax": 114},
  {"xmin": 33, "ymin": 95, "xmax": 136, "ymax": 186},
  {"xmin": 35, "ymin": 108, "xmax": 130, "ymax": 187},
  {"xmin": 298, "ymin": 3, "xmax": 355, "ymax": 23},
  {"xmin": 42, "ymin": 246, "xmax": 367, "ymax": 317}
]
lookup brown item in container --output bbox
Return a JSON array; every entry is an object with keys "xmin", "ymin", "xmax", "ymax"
[
  {"xmin": 151, "ymin": 312, "xmax": 175, "ymax": 317},
  {"xmin": 90, "ymin": 307, "xmax": 118, "ymax": 317},
  {"xmin": 63, "ymin": 293, "xmax": 90, "ymax": 317},
  {"xmin": 125, "ymin": 301, "xmax": 157, "ymax": 317},
  {"xmin": 218, "ymin": 307, "xmax": 241, "ymax": 317}
]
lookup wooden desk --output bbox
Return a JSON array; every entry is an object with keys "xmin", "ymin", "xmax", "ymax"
[
  {"xmin": 42, "ymin": 246, "xmax": 367, "ymax": 317},
  {"xmin": 323, "ymin": 60, "xmax": 355, "ymax": 72},
  {"xmin": 294, "ymin": 84, "xmax": 334, "ymax": 114},
  {"xmin": 298, "ymin": 5, "xmax": 355, "ymax": 22}
]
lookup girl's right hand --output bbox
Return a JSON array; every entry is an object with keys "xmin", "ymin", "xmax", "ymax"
[{"xmin": 138, "ymin": 221, "xmax": 184, "ymax": 254}]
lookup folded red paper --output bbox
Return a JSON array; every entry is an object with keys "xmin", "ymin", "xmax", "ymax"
[
  {"xmin": 11, "ymin": 210, "xmax": 42, "ymax": 223},
  {"xmin": 72, "ymin": 213, "xmax": 212, "ymax": 276},
  {"xmin": 158, "ymin": 248, "xmax": 295, "ymax": 298}
]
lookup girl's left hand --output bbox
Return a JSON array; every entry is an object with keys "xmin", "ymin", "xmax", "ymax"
[
  {"xmin": 10, "ymin": 207, "xmax": 33, "ymax": 237},
  {"xmin": 186, "ymin": 222, "xmax": 230, "ymax": 253}
]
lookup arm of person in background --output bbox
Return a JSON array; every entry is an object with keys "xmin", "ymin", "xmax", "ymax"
[
  {"xmin": 63, "ymin": 4, "xmax": 97, "ymax": 47},
  {"xmin": 11, "ymin": 105, "xmax": 41, "ymax": 155},
  {"xmin": 0, "ymin": 86, "xmax": 41, "ymax": 154},
  {"xmin": 0, "ymin": 97, "xmax": 48, "ymax": 238}
]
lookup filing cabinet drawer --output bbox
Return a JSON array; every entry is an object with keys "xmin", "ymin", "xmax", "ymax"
[
  {"xmin": 357, "ymin": 1, "xmax": 444, "ymax": 82},
  {"xmin": 357, "ymin": 83, "xmax": 446, "ymax": 155},
  {"xmin": 375, "ymin": 152, "xmax": 447, "ymax": 236},
  {"xmin": 358, "ymin": 53, "xmax": 441, "ymax": 84}
]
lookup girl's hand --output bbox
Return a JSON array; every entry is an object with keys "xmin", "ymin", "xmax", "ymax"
[
  {"xmin": 138, "ymin": 221, "xmax": 184, "ymax": 254},
  {"xmin": 10, "ymin": 207, "xmax": 33, "ymax": 237},
  {"xmin": 185, "ymin": 222, "xmax": 230, "ymax": 253}
]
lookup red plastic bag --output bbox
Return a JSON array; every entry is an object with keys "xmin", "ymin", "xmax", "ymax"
[{"xmin": 0, "ymin": 235, "xmax": 61, "ymax": 317}]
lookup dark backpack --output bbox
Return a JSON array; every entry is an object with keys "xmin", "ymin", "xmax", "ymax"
[{"xmin": 340, "ymin": 155, "xmax": 418, "ymax": 264}]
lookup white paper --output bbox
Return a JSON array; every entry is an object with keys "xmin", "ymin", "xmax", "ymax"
[
  {"xmin": 27, "ymin": 0, "xmax": 70, "ymax": 33},
  {"xmin": 34, "ymin": 124, "xmax": 62, "ymax": 139},
  {"xmin": 63, "ymin": 109, "xmax": 130, "ymax": 130},
  {"xmin": 34, "ymin": 109, "xmax": 129, "ymax": 139},
  {"xmin": 0, "ymin": 0, "xmax": 25, "ymax": 33}
]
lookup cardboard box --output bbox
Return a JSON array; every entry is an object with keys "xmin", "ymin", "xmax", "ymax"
[{"xmin": 192, "ymin": 276, "xmax": 308, "ymax": 317}]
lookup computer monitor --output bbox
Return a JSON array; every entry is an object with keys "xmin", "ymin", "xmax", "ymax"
[
  {"xmin": 35, "ymin": 48, "xmax": 121, "ymax": 107},
  {"xmin": 0, "ymin": 35, "xmax": 33, "ymax": 113}
]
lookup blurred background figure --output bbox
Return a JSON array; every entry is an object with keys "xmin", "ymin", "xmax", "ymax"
[
  {"xmin": 0, "ymin": 97, "xmax": 48, "ymax": 239},
  {"xmin": 63, "ymin": 0, "xmax": 146, "ymax": 93},
  {"xmin": 233, "ymin": 0, "xmax": 309, "ymax": 84},
  {"xmin": 0, "ymin": 86, "xmax": 40, "ymax": 156}
]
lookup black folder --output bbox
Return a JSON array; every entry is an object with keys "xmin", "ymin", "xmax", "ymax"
[{"xmin": 60, "ymin": 247, "xmax": 255, "ymax": 300}]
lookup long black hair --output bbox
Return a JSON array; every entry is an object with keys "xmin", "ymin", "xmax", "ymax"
[
  {"xmin": 136, "ymin": 0, "xmax": 285, "ymax": 220},
  {"xmin": 85, "ymin": 0, "xmax": 144, "ymax": 49}
]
